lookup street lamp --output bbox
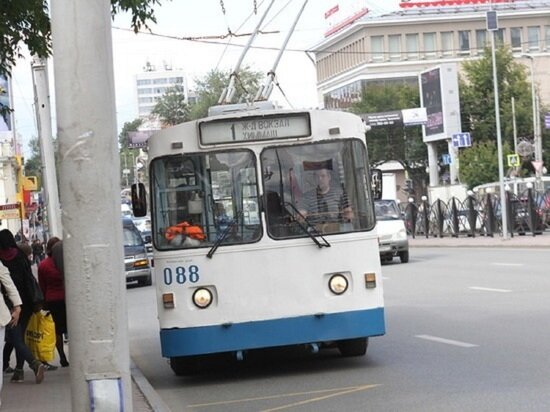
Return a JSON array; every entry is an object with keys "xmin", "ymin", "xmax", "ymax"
[{"xmin": 522, "ymin": 53, "xmax": 542, "ymax": 177}]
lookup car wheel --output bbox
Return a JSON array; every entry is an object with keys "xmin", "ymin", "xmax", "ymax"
[{"xmin": 399, "ymin": 251, "xmax": 409, "ymax": 263}]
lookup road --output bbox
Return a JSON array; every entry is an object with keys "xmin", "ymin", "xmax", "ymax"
[{"xmin": 127, "ymin": 247, "xmax": 550, "ymax": 411}]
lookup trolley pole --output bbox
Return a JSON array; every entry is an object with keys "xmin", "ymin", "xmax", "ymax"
[{"xmin": 50, "ymin": 1, "xmax": 132, "ymax": 410}]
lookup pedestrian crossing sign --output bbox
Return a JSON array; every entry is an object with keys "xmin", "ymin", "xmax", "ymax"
[{"xmin": 507, "ymin": 154, "xmax": 520, "ymax": 167}]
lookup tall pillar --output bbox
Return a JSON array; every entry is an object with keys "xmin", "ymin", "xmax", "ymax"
[{"xmin": 427, "ymin": 142, "xmax": 439, "ymax": 186}]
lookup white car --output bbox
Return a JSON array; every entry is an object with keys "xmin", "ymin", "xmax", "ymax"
[{"xmin": 375, "ymin": 199, "xmax": 409, "ymax": 263}]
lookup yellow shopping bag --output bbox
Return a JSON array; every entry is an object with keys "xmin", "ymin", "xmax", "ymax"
[{"xmin": 25, "ymin": 310, "xmax": 56, "ymax": 363}]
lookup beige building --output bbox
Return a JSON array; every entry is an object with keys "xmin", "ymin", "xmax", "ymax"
[{"xmin": 313, "ymin": 0, "xmax": 550, "ymax": 109}]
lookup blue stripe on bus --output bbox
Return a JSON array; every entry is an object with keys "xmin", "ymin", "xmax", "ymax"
[{"xmin": 160, "ymin": 307, "xmax": 385, "ymax": 357}]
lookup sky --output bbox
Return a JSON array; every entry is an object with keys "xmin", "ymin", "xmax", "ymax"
[{"xmin": 9, "ymin": 0, "xmax": 401, "ymax": 156}]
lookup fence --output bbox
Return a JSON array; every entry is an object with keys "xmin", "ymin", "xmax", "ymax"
[{"xmin": 401, "ymin": 186, "xmax": 550, "ymax": 238}]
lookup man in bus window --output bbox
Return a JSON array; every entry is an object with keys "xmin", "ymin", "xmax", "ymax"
[{"xmin": 298, "ymin": 167, "xmax": 353, "ymax": 224}]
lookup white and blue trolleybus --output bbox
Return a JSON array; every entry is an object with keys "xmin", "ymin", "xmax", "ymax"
[{"xmin": 132, "ymin": 105, "xmax": 385, "ymax": 375}]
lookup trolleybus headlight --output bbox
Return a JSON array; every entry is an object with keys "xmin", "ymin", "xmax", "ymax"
[
  {"xmin": 192, "ymin": 288, "xmax": 213, "ymax": 309},
  {"xmin": 328, "ymin": 274, "xmax": 348, "ymax": 295}
]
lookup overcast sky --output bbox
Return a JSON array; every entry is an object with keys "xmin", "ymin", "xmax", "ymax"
[{"xmin": 10, "ymin": 0, "xmax": 401, "ymax": 155}]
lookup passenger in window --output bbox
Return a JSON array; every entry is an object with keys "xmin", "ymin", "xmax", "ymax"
[{"xmin": 298, "ymin": 167, "xmax": 353, "ymax": 224}]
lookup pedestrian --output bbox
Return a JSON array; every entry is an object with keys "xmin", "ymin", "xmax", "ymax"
[
  {"xmin": 0, "ymin": 229, "xmax": 45, "ymax": 384},
  {"xmin": 31, "ymin": 240, "xmax": 44, "ymax": 266},
  {"xmin": 38, "ymin": 237, "xmax": 69, "ymax": 368},
  {"xmin": 0, "ymin": 263, "xmax": 22, "ymax": 408},
  {"xmin": 3, "ymin": 242, "xmax": 33, "ymax": 374}
]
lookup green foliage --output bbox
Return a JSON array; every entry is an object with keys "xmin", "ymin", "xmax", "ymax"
[
  {"xmin": 188, "ymin": 67, "xmax": 263, "ymax": 120},
  {"xmin": 460, "ymin": 46, "xmax": 532, "ymax": 149},
  {"xmin": 350, "ymin": 82, "xmax": 427, "ymax": 180},
  {"xmin": 151, "ymin": 85, "xmax": 189, "ymax": 127},
  {"xmin": 24, "ymin": 137, "xmax": 43, "ymax": 185},
  {"xmin": 1, "ymin": 0, "xmax": 165, "ymax": 77},
  {"xmin": 458, "ymin": 140, "xmax": 512, "ymax": 189}
]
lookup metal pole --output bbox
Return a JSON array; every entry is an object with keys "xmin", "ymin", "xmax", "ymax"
[
  {"xmin": 31, "ymin": 58, "xmax": 62, "ymax": 238},
  {"xmin": 491, "ymin": 30, "xmax": 508, "ymax": 239},
  {"xmin": 51, "ymin": 0, "xmax": 132, "ymax": 410},
  {"xmin": 511, "ymin": 96, "xmax": 517, "ymax": 154}
]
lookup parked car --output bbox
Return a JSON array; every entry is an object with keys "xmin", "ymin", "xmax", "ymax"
[
  {"xmin": 375, "ymin": 199, "xmax": 409, "ymax": 263},
  {"xmin": 122, "ymin": 217, "xmax": 152, "ymax": 286}
]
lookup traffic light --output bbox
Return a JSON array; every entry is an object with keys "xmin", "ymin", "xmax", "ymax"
[{"xmin": 404, "ymin": 179, "xmax": 413, "ymax": 192}]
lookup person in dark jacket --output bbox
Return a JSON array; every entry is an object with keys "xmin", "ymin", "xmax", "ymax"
[{"xmin": 0, "ymin": 229, "xmax": 45, "ymax": 384}]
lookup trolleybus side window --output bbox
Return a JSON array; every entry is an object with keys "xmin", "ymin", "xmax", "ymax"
[
  {"xmin": 151, "ymin": 150, "xmax": 261, "ymax": 250},
  {"xmin": 261, "ymin": 139, "xmax": 375, "ymax": 238}
]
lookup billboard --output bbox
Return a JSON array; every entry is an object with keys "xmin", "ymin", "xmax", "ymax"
[
  {"xmin": 0, "ymin": 75, "xmax": 12, "ymax": 132},
  {"xmin": 419, "ymin": 63, "xmax": 461, "ymax": 143}
]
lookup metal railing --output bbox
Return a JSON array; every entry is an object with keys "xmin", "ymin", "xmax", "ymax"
[{"xmin": 400, "ymin": 187, "xmax": 550, "ymax": 238}]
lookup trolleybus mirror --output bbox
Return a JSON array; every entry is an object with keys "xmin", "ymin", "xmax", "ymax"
[
  {"xmin": 371, "ymin": 169, "xmax": 383, "ymax": 200},
  {"xmin": 131, "ymin": 183, "xmax": 147, "ymax": 217}
]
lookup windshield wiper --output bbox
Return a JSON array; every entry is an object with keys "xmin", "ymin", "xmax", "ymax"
[
  {"xmin": 283, "ymin": 202, "xmax": 330, "ymax": 248},
  {"xmin": 207, "ymin": 211, "xmax": 242, "ymax": 258}
]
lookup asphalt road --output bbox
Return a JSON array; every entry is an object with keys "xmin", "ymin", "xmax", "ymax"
[{"xmin": 127, "ymin": 247, "xmax": 550, "ymax": 411}]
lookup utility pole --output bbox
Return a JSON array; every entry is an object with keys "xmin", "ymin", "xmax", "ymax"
[
  {"xmin": 50, "ymin": 1, "xmax": 132, "ymax": 410},
  {"xmin": 31, "ymin": 58, "xmax": 62, "ymax": 238}
]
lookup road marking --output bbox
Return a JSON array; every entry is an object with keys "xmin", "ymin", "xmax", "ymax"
[
  {"xmin": 188, "ymin": 384, "xmax": 380, "ymax": 409},
  {"xmin": 469, "ymin": 286, "xmax": 512, "ymax": 293},
  {"xmin": 491, "ymin": 263, "xmax": 523, "ymax": 267},
  {"xmin": 261, "ymin": 384, "xmax": 380, "ymax": 412},
  {"xmin": 415, "ymin": 335, "xmax": 478, "ymax": 348}
]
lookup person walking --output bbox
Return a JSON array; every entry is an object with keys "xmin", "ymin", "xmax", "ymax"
[
  {"xmin": 0, "ymin": 264, "xmax": 22, "ymax": 407},
  {"xmin": 38, "ymin": 237, "xmax": 69, "ymax": 367},
  {"xmin": 0, "ymin": 229, "xmax": 45, "ymax": 384}
]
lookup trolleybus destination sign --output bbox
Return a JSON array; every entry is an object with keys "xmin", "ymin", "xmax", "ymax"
[{"xmin": 199, "ymin": 113, "xmax": 311, "ymax": 145}]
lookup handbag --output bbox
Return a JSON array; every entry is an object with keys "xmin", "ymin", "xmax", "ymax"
[{"xmin": 25, "ymin": 310, "xmax": 56, "ymax": 362}]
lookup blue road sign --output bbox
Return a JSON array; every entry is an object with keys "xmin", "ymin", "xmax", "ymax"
[
  {"xmin": 545, "ymin": 113, "xmax": 550, "ymax": 129},
  {"xmin": 451, "ymin": 132, "xmax": 472, "ymax": 148},
  {"xmin": 441, "ymin": 154, "xmax": 452, "ymax": 165},
  {"xmin": 486, "ymin": 10, "xmax": 498, "ymax": 31}
]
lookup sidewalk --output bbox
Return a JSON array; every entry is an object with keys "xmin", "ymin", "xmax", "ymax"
[
  {"xmin": 409, "ymin": 230, "xmax": 550, "ymax": 248},
  {"xmin": 1, "ymin": 359, "xmax": 168, "ymax": 412}
]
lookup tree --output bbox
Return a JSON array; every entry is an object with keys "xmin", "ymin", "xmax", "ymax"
[
  {"xmin": 188, "ymin": 67, "xmax": 263, "ymax": 120},
  {"xmin": 350, "ymin": 82, "xmax": 429, "ymax": 194},
  {"xmin": 458, "ymin": 140, "xmax": 513, "ymax": 189},
  {"xmin": 151, "ymin": 85, "xmax": 189, "ymax": 127},
  {"xmin": 1, "ymin": 0, "xmax": 165, "ymax": 77},
  {"xmin": 460, "ymin": 45, "xmax": 532, "ymax": 151},
  {"xmin": 24, "ymin": 137, "xmax": 43, "ymax": 184}
]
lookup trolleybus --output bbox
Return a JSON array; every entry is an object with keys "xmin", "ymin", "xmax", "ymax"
[{"xmin": 132, "ymin": 105, "xmax": 385, "ymax": 375}]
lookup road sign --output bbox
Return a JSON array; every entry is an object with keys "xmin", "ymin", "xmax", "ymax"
[
  {"xmin": 507, "ymin": 154, "xmax": 520, "ymax": 167},
  {"xmin": 441, "ymin": 153, "xmax": 452, "ymax": 165},
  {"xmin": 545, "ymin": 113, "xmax": 550, "ymax": 129},
  {"xmin": 451, "ymin": 132, "xmax": 472, "ymax": 148},
  {"xmin": 486, "ymin": 10, "xmax": 498, "ymax": 31}
]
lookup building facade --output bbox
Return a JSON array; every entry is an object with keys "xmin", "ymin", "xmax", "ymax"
[
  {"xmin": 135, "ymin": 64, "xmax": 190, "ymax": 119},
  {"xmin": 314, "ymin": 0, "xmax": 550, "ymax": 109}
]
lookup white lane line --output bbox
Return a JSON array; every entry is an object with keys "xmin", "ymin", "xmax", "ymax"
[
  {"xmin": 415, "ymin": 335, "xmax": 478, "ymax": 348},
  {"xmin": 469, "ymin": 286, "xmax": 512, "ymax": 293},
  {"xmin": 491, "ymin": 263, "xmax": 523, "ymax": 267}
]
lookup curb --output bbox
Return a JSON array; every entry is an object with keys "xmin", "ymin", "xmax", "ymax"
[{"xmin": 130, "ymin": 360, "xmax": 172, "ymax": 412}]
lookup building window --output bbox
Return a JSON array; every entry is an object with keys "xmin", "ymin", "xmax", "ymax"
[
  {"xmin": 388, "ymin": 35, "xmax": 401, "ymax": 61},
  {"xmin": 495, "ymin": 29, "xmax": 505, "ymax": 45},
  {"xmin": 137, "ymin": 88, "xmax": 152, "ymax": 95},
  {"xmin": 458, "ymin": 31, "xmax": 470, "ymax": 55},
  {"xmin": 475, "ymin": 30, "xmax": 487, "ymax": 54},
  {"xmin": 371, "ymin": 36, "xmax": 384, "ymax": 62},
  {"xmin": 424, "ymin": 32, "xmax": 436, "ymax": 58},
  {"xmin": 528, "ymin": 26, "xmax": 540, "ymax": 51},
  {"xmin": 137, "ymin": 79, "xmax": 151, "ymax": 86},
  {"xmin": 441, "ymin": 32, "xmax": 453, "ymax": 57},
  {"xmin": 405, "ymin": 34, "xmax": 419, "ymax": 60},
  {"xmin": 153, "ymin": 78, "xmax": 168, "ymax": 85},
  {"xmin": 545, "ymin": 26, "xmax": 550, "ymax": 51},
  {"xmin": 510, "ymin": 28, "xmax": 522, "ymax": 52}
]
